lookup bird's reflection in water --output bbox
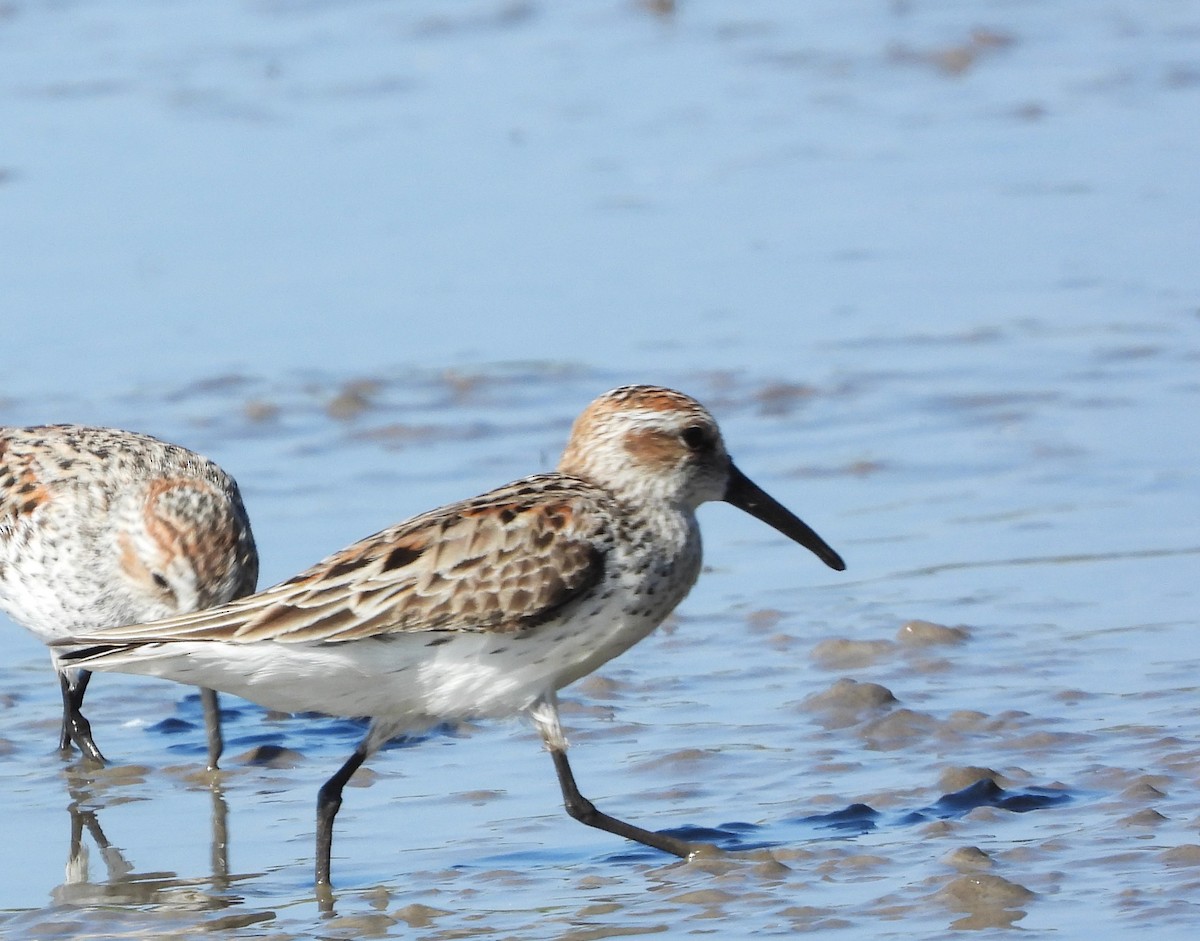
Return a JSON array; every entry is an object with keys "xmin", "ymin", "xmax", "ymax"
[
  {"xmin": 63, "ymin": 802, "xmax": 134, "ymax": 888},
  {"xmin": 53, "ymin": 763, "xmax": 257, "ymax": 914}
]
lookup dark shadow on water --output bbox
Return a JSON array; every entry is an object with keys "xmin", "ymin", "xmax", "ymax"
[
  {"xmin": 615, "ymin": 779, "xmax": 1072, "ymax": 858},
  {"xmin": 473, "ymin": 777, "xmax": 1075, "ymax": 867},
  {"xmin": 793, "ymin": 778, "xmax": 1073, "ymax": 838},
  {"xmin": 149, "ymin": 716, "xmax": 195, "ymax": 735},
  {"xmin": 799, "ymin": 802, "xmax": 882, "ymax": 833},
  {"xmin": 160, "ymin": 695, "xmax": 444, "ymax": 759},
  {"xmin": 924, "ymin": 777, "xmax": 1072, "ymax": 817},
  {"xmin": 656, "ymin": 779, "xmax": 1070, "ymax": 858}
]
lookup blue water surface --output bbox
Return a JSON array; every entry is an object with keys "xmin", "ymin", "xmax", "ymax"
[{"xmin": 1, "ymin": 1, "xmax": 1199, "ymax": 938}]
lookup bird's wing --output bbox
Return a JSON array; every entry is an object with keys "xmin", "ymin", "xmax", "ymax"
[{"xmin": 57, "ymin": 474, "xmax": 611, "ymax": 648}]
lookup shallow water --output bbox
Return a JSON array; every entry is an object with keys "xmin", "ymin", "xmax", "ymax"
[{"xmin": 2, "ymin": 1, "xmax": 1200, "ymax": 938}]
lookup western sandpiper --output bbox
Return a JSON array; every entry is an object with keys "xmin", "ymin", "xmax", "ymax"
[
  {"xmin": 58, "ymin": 385, "xmax": 845, "ymax": 886},
  {"xmin": 1, "ymin": 425, "xmax": 258, "ymax": 768}
]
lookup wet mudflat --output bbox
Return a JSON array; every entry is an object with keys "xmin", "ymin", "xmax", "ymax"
[
  {"xmin": 2, "ymin": 0, "xmax": 1199, "ymax": 937},
  {"xmin": 0, "ymin": 352, "xmax": 1196, "ymax": 938}
]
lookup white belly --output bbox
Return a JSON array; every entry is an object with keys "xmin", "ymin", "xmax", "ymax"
[{"xmin": 87, "ymin": 599, "xmax": 672, "ymax": 726}]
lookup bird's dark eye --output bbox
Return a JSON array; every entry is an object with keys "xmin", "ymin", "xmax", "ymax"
[{"xmin": 680, "ymin": 425, "xmax": 710, "ymax": 451}]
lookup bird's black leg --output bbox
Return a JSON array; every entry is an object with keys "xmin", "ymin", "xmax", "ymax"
[
  {"xmin": 532, "ymin": 694, "xmax": 704, "ymax": 859},
  {"xmin": 58, "ymin": 670, "xmax": 87, "ymax": 752},
  {"xmin": 315, "ymin": 741, "xmax": 370, "ymax": 889},
  {"xmin": 200, "ymin": 687, "xmax": 224, "ymax": 771},
  {"xmin": 59, "ymin": 670, "xmax": 106, "ymax": 765}
]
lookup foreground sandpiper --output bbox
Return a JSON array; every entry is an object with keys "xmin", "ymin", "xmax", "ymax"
[
  {"xmin": 1, "ymin": 424, "xmax": 258, "ymax": 768},
  {"xmin": 59, "ymin": 385, "xmax": 845, "ymax": 886}
]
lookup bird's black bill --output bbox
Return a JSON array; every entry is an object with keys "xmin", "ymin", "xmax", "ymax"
[{"xmin": 724, "ymin": 463, "xmax": 846, "ymax": 571}]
